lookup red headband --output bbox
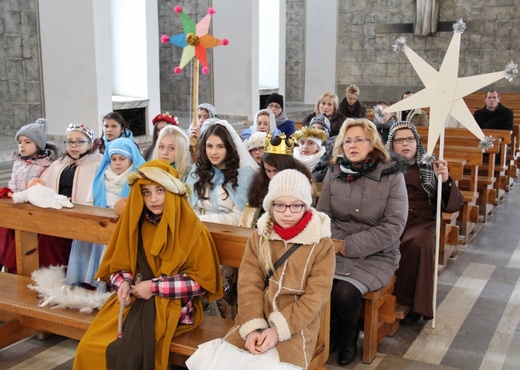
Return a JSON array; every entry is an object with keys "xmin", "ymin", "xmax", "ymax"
[{"xmin": 152, "ymin": 112, "xmax": 178, "ymax": 126}]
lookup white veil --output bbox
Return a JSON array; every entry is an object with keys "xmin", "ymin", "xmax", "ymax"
[{"xmin": 200, "ymin": 119, "xmax": 259, "ymax": 170}]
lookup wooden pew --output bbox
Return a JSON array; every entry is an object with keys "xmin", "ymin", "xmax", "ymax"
[
  {"xmin": 442, "ymin": 127, "xmax": 513, "ymax": 198},
  {"xmin": 464, "ymin": 91, "xmax": 520, "ymax": 168},
  {"xmin": 0, "ymin": 199, "xmax": 400, "ymax": 366}
]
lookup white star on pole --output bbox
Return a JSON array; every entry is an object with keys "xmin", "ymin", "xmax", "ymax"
[{"xmin": 384, "ymin": 19, "xmax": 517, "ymax": 154}]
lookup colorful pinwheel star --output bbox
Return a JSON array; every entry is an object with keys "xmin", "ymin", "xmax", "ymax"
[{"xmin": 160, "ymin": 6, "xmax": 228, "ymax": 75}]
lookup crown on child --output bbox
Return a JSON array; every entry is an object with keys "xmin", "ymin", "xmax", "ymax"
[{"xmin": 264, "ymin": 132, "xmax": 295, "ymax": 155}]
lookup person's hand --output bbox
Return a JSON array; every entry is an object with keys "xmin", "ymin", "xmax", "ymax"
[
  {"xmin": 190, "ymin": 125, "xmax": 201, "ymax": 141},
  {"xmin": 245, "ymin": 331, "xmax": 263, "ymax": 355},
  {"xmin": 254, "ymin": 327, "xmax": 279, "ymax": 354},
  {"xmin": 117, "ymin": 280, "xmax": 132, "ymax": 307},
  {"xmin": 433, "ymin": 160, "xmax": 449, "ymax": 183},
  {"xmin": 131, "ymin": 280, "xmax": 153, "ymax": 300},
  {"xmin": 245, "ymin": 328, "xmax": 279, "ymax": 354}
]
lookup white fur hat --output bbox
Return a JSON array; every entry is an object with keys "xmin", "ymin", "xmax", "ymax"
[
  {"xmin": 244, "ymin": 131, "xmax": 267, "ymax": 151},
  {"xmin": 263, "ymin": 169, "xmax": 312, "ymax": 214}
]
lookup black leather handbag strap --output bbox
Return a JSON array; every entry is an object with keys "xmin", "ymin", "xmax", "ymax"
[{"xmin": 264, "ymin": 243, "xmax": 302, "ymax": 288}]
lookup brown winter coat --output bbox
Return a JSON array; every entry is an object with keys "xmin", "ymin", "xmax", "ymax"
[{"xmin": 224, "ymin": 209, "xmax": 335, "ymax": 369}]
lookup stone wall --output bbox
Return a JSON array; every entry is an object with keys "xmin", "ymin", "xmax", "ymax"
[
  {"xmin": 0, "ymin": 0, "xmax": 42, "ymax": 135},
  {"xmin": 335, "ymin": 0, "xmax": 520, "ymax": 105},
  {"xmin": 1, "ymin": 1, "xmax": 518, "ymax": 134}
]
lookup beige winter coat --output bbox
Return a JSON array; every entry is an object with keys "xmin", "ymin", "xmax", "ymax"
[{"xmin": 224, "ymin": 208, "xmax": 335, "ymax": 369}]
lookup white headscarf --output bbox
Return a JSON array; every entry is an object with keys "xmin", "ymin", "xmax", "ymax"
[
  {"xmin": 251, "ymin": 109, "xmax": 277, "ymax": 135},
  {"xmin": 201, "ymin": 119, "xmax": 259, "ymax": 170}
]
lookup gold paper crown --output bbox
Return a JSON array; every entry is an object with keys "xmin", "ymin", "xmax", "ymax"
[
  {"xmin": 264, "ymin": 132, "xmax": 295, "ymax": 155},
  {"xmin": 292, "ymin": 127, "xmax": 328, "ymax": 143}
]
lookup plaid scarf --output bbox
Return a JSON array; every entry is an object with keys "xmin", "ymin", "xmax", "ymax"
[
  {"xmin": 143, "ymin": 208, "xmax": 162, "ymax": 226},
  {"xmin": 337, "ymin": 157, "xmax": 377, "ymax": 182},
  {"xmin": 386, "ymin": 121, "xmax": 437, "ymax": 198}
]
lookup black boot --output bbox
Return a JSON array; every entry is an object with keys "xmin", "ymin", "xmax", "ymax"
[
  {"xmin": 329, "ymin": 309, "xmax": 340, "ymax": 354},
  {"xmin": 337, "ymin": 309, "xmax": 360, "ymax": 366}
]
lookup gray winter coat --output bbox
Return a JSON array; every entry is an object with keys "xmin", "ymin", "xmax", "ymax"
[{"xmin": 316, "ymin": 160, "xmax": 408, "ymax": 291}]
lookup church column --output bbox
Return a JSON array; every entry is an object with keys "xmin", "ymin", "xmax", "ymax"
[
  {"xmin": 38, "ymin": 0, "xmax": 113, "ymax": 137},
  {"xmin": 213, "ymin": 0, "xmax": 259, "ymax": 121},
  {"xmin": 303, "ymin": 0, "xmax": 338, "ymax": 104}
]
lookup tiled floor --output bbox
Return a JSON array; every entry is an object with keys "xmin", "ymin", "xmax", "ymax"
[{"xmin": 2, "ymin": 182, "xmax": 520, "ymax": 369}]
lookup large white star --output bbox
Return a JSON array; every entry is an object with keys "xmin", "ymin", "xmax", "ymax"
[{"xmin": 384, "ymin": 19, "xmax": 515, "ymax": 154}]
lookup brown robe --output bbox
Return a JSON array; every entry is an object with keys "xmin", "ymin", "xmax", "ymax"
[{"xmin": 394, "ymin": 164, "xmax": 463, "ymax": 319}]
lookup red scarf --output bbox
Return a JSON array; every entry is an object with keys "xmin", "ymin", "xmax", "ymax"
[{"xmin": 273, "ymin": 210, "xmax": 312, "ymax": 240}]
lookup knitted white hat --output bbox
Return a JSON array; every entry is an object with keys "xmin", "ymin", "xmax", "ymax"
[
  {"xmin": 244, "ymin": 131, "xmax": 267, "ymax": 151},
  {"xmin": 263, "ymin": 169, "xmax": 312, "ymax": 214}
]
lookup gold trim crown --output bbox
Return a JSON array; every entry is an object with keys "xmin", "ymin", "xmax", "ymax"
[{"xmin": 264, "ymin": 132, "xmax": 295, "ymax": 155}]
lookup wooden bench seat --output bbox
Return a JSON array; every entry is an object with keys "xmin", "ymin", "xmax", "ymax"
[{"xmin": 0, "ymin": 199, "xmax": 401, "ymax": 367}]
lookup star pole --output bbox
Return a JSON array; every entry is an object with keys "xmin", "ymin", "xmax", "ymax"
[{"xmin": 384, "ymin": 19, "xmax": 517, "ymax": 328}]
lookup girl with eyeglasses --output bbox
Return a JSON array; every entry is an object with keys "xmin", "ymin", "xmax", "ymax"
[
  {"xmin": 265, "ymin": 93, "xmax": 296, "ymax": 138},
  {"xmin": 316, "ymin": 118, "xmax": 408, "ymax": 366},
  {"xmin": 187, "ymin": 169, "xmax": 335, "ymax": 370},
  {"xmin": 66, "ymin": 138, "xmax": 145, "ymax": 289},
  {"xmin": 36, "ymin": 122, "xmax": 101, "ymax": 268},
  {"xmin": 386, "ymin": 121, "xmax": 463, "ymax": 322}
]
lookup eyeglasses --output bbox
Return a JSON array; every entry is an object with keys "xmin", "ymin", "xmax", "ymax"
[
  {"xmin": 64, "ymin": 140, "xmax": 89, "ymax": 146},
  {"xmin": 272, "ymin": 203, "xmax": 305, "ymax": 213},
  {"xmin": 250, "ymin": 147, "xmax": 264, "ymax": 153},
  {"xmin": 393, "ymin": 136, "xmax": 416, "ymax": 145},
  {"xmin": 342, "ymin": 138, "xmax": 370, "ymax": 146},
  {"xmin": 268, "ymin": 104, "xmax": 281, "ymax": 110}
]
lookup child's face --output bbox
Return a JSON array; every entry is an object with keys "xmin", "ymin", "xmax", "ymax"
[
  {"xmin": 17, "ymin": 135, "xmax": 39, "ymax": 158},
  {"xmin": 155, "ymin": 121, "xmax": 169, "ymax": 136},
  {"xmin": 141, "ymin": 184, "xmax": 166, "ymax": 215},
  {"xmin": 197, "ymin": 109, "xmax": 210, "ymax": 127},
  {"xmin": 158, "ymin": 134, "xmax": 176, "ymax": 164},
  {"xmin": 65, "ymin": 131, "xmax": 92, "ymax": 159},
  {"xmin": 391, "ymin": 128, "xmax": 417, "ymax": 161},
  {"xmin": 249, "ymin": 146, "xmax": 264, "ymax": 164},
  {"xmin": 264, "ymin": 162, "xmax": 278, "ymax": 180},
  {"xmin": 205, "ymin": 133, "xmax": 227, "ymax": 169},
  {"xmin": 256, "ymin": 114, "xmax": 270, "ymax": 133},
  {"xmin": 298, "ymin": 138, "xmax": 320, "ymax": 155},
  {"xmin": 103, "ymin": 118, "xmax": 123, "ymax": 142},
  {"xmin": 272, "ymin": 196, "xmax": 306, "ymax": 228},
  {"xmin": 110, "ymin": 154, "xmax": 132, "ymax": 175}
]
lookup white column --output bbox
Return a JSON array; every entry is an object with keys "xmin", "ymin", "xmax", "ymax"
[
  {"xmin": 110, "ymin": 0, "xmax": 160, "ymax": 130},
  {"xmin": 278, "ymin": 0, "xmax": 286, "ymax": 98},
  {"xmin": 213, "ymin": 0, "xmax": 259, "ymax": 121},
  {"xmin": 304, "ymin": 0, "xmax": 338, "ymax": 104},
  {"xmin": 38, "ymin": 0, "xmax": 113, "ymax": 138}
]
